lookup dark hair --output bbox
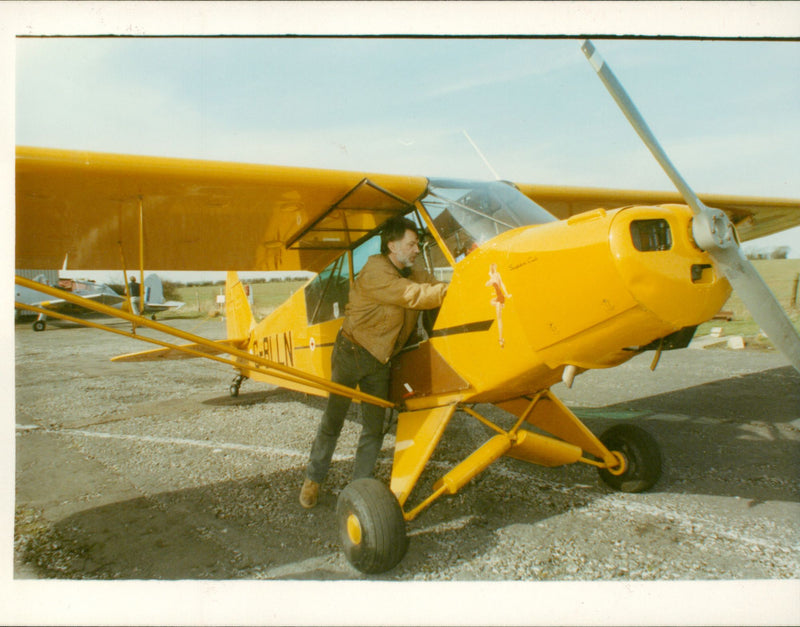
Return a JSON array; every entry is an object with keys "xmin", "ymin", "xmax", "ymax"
[{"xmin": 380, "ymin": 215, "xmax": 418, "ymax": 255}]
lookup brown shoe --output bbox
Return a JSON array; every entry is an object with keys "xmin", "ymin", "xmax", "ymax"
[{"xmin": 299, "ymin": 478, "xmax": 320, "ymax": 508}]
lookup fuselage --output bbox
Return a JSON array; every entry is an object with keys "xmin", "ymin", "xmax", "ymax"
[
  {"xmin": 398, "ymin": 202, "xmax": 730, "ymax": 407},
  {"xmin": 237, "ymin": 180, "xmax": 731, "ymax": 408}
]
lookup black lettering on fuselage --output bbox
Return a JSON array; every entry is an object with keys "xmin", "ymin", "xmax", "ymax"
[
  {"xmin": 283, "ymin": 331, "xmax": 294, "ymax": 367},
  {"xmin": 251, "ymin": 331, "xmax": 293, "ymax": 367}
]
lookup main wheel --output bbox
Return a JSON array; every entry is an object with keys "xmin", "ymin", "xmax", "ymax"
[
  {"xmin": 597, "ymin": 424, "xmax": 662, "ymax": 493},
  {"xmin": 336, "ymin": 478, "xmax": 408, "ymax": 574},
  {"xmin": 32, "ymin": 320, "xmax": 46, "ymax": 332}
]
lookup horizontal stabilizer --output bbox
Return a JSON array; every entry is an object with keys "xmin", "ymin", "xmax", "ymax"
[
  {"xmin": 112, "ymin": 338, "xmax": 247, "ymax": 362},
  {"xmin": 144, "ymin": 300, "xmax": 185, "ymax": 312}
]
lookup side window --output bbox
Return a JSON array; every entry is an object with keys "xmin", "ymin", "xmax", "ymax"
[
  {"xmin": 352, "ymin": 235, "xmax": 380, "ymax": 276},
  {"xmin": 304, "ymin": 255, "xmax": 351, "ymax": 325},
  {"xmin": 303, "ymin": 235, "xmax": 381, "ymax": 326}
]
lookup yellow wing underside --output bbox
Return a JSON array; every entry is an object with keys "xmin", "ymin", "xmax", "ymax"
[
  {"xmin": 16, "ymin": 146, "xmax": 800, "ymax": 273},
  {"xmin": 15, "ymin": 146, "xmax": 428, "ymax": 274}
]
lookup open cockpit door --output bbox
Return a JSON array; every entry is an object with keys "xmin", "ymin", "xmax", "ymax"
[
  {"xmin": 295, "ymin": 178, "xmax": 425, "ymax": 327},
  {"xmin": 286, "ymin": 178, "xmax": 420, "ymax": 254}
]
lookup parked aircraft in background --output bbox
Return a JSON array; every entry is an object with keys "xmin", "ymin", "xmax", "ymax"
[
  {"xmin": 142, "ymin": 273, "xmax": 185, "ymax": 319},
  {"xmin": 15, "ymin": 276, "xmax": 128, "ymax": 331},
  {"xmin": 15, "ymin": 273, "xmax": 184, "ymax": 330}
]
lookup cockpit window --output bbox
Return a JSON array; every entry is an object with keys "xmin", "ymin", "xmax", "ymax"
[
  {"xmin": 304, "ymin": 234, "xmax": 381, "ymax": 326},
  {"xmin": 304, "ymin": 254, "xmax": 350, "ymax": 325},
  {"xmin": 420, "ymin": 179, "xmax": 556, "ymax": 262}
]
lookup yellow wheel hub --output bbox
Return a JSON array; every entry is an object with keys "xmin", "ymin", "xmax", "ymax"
[
  {"xmin": 346, "ymin": 513, "xmax": 362, "ymax": 546},
  {"xmin": 606, "ymin": 450, "xmax": 628, "ymax": 476}
]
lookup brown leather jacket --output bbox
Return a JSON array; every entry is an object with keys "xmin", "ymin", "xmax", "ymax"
[{"xmin": 341, "ymin": 254, "xmax": 447, "ymax": 364}]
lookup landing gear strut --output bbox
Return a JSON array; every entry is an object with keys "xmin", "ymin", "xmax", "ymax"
[{"xmin": 229, "ymin": 374, "xmax": 245, "ymax": 397}]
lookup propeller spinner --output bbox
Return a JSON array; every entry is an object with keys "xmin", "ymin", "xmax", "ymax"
[{"xmin": 581, "ymin": 39, "xmax": 800, "ymax": 373}]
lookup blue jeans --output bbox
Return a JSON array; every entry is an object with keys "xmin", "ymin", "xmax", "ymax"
[{"xmin": 305, "ymin": 331, "xmax": 391, "ymax": 484}]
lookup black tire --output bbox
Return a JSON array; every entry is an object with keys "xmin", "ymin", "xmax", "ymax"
[
  {"xmin": 32, "ymin": 320, "xmax": 46, "ymax": 332},
  {"xmin": 597, "ymin": 424, "xmax": 662, "ymax": 493},
  {"xmin": 336, "ymin": 478, "xmax": 408, "ymax": 574},
  {"xmin": 229, "ymin": 384, "xmax": 239, "ymax": 397}
]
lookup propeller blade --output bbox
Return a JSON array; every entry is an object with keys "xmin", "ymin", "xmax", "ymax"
[
  {"xmin": 713, "ymin": 245, "xmax": 800, "ymax": 369},
  {"xmin": 581, "ymin": 40, "xmax": 800, "ymax": 372},
  {"xmin": 580, "ymin": 40, "xmax": 708, "ymax": 218}
]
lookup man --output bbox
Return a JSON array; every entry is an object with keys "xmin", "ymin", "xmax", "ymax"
[{"xmin": 300, "ymin": 216, "xmax": 447, "ymax": 508}]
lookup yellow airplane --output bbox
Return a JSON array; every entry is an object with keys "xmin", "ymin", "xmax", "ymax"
[{"xmin": 14, "ymin": 41, "xmax": 800, "ymax": 574}]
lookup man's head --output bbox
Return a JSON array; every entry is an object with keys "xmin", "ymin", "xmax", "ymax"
[{"xmin": 381, "ymin": 216, "xmax": 420, "ymax": 269}]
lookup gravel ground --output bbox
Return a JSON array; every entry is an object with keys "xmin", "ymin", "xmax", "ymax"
[{"xmin": 10, "ymin": 316, "xmax": 800, "ymax": 624}]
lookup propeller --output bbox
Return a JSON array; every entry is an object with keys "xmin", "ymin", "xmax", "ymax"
[{"xmin": 581, "ymin": 39, "xmax": 800, "ymax": 373}]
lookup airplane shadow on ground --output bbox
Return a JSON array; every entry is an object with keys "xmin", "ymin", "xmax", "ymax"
[
  {"xmin": 578, "ymin": 365, "xmax": 800, "ymax": 504},
  {"xmin": 201, "ymin": 387, "xmax": 320, "ymax": 409},
  {"xmin": 21, "ymin": 367, "xmax": 799, "ymax": 580},
  {"xmin": 24, "ymin": 459, "xmax": 600, "ymax": 580},
  {"xmin": 605, "ymin": 365, "xmax": 800, "ymax": 423}
]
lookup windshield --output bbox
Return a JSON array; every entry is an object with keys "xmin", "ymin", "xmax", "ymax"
[{"xmin": 421, "ymin": 179, "xmax": 556, "ymax": 262}]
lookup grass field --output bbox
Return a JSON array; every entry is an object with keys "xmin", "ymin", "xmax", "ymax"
[
  {"xmin": 696, "ymin": 259, "xmax": 800, "ymax": 338},
  {"xmin": 172, "ymin": 279, "xmax": 309, "ymax": 319}
]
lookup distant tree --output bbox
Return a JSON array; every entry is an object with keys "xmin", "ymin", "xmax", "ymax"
[{"xmin": 747, "ymin": 245, "xmax": 791, "ymax": 260}]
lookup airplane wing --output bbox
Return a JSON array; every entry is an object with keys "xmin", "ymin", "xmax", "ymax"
[
  {"xmin": 516, "ymin": 184, "xmax": 800, "ymax": 242},
  {"xmin": 17, "ymin": 290, "xmax": 125, "ymax": 312},
  {"xmin": 18, "ymin": 148, "xmax": 798, "ymax": 277},
  {"xmin": 16, "ymin": 146, "xmax": 428, "ymax": 274}
]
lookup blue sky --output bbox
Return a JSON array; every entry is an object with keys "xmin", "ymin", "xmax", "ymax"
[{"xmin": 12, "ymin": 21, "xmax": 800, "ymax": 283}]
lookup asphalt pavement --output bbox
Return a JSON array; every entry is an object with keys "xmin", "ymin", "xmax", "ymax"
[{"xmin": 9, "ymin": 317, "xmax": 800, "ymax": 625}]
